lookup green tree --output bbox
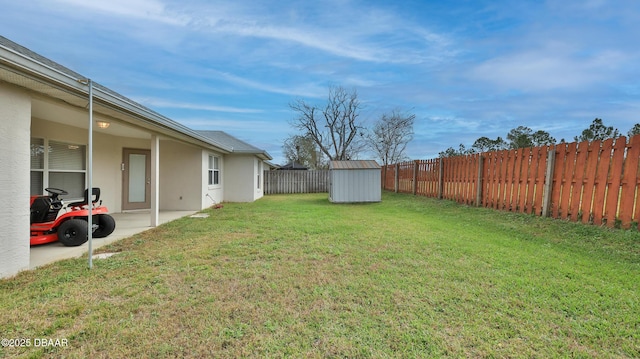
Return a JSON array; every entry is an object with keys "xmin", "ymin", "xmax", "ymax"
[
  {"xmin": 507, "ymin": 126, "xmax": 556, "ymax": 149},
  {"xmin": 282, "ymin": 134, "xmax": 327, "ymax": 169},
  {"xmin": 439, "ymin": 143, "xmax": 471, "ymax": 157},
  {"xmin": 471, "ymin": 136, "xmax": 508, "ymax": 153},
  {"xmin": 531, "ymin": 130, "xmax": 556, "ymax": 146},
  {"xmin": 507, "ymin": 126, "xmax": 534, "ymax": 149},
  {"xmin": 574, "ymin": 118, "xmax": 620, "ymax": 142},
  {"xmin": 628, "ymin": 123, "xmax": 640, "ymax": 137}
]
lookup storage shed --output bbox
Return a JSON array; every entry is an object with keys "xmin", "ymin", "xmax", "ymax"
[{"xmin": 329, "ymin": 160, "xmax": 381, "ymax": 203}]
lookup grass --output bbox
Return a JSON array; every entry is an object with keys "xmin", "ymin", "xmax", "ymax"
[{"xmin": 1, "ymin": 192, "xmax": 639, "ymax": 358}]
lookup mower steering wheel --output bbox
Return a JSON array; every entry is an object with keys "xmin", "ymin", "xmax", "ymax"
[{"xmin": 45, "ymin": 187, "xmax": 69, "ymax": 196}]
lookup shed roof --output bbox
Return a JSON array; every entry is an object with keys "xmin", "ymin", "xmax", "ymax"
[{"xmin": 329, "ymin": 160, "xmax": 380, "ymax": 170}]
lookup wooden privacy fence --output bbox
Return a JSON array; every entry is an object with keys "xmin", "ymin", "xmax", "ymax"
[
  {"xmin": 383, "ymin": 135, "xmax": 640, "ymax": 229},
  {"xmin": 264, "ymin": 170, "xmax": 329, "ymax": 194}
]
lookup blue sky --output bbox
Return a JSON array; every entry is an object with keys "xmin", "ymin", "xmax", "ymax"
[{"xmin": 2, "ymin": 0, "xmax": 639, "ymax": 164}]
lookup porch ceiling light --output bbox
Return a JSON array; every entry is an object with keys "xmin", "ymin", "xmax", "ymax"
[{"xmin": 96, "ymin": 121, "xmax": 110, "ymax": 129}]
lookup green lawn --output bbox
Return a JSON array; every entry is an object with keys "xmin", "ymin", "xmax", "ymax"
[{"xmin": 1, "ymin": 192, "xmax": 639, "ymax": 358}]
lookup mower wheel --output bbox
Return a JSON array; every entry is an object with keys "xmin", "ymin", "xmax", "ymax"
[
  {"xmin": 93, "ymin": 214, "xmax": 116, "ymax": 238},
  {"xmin": 57, "ymin": 219, "xmax": 89, "ymax": 246}
]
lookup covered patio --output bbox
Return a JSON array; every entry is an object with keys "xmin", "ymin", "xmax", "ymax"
[
  {"xmin": 29, "ymin": 210, "xmax": 196, "ymax": 269},
  {"xmin": 1, "ymin": 35, "xmax": 260, "ymax": 278}
]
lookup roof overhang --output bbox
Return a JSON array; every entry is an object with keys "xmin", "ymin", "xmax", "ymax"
[{"xmin": 0, "ymin": 40, "xmax": 232, "ymax": 153}]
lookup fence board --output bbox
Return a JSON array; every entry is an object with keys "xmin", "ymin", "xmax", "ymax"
[
  {"xmin": 604, "ymin": 138, "xmax": 626, "ymax": 227},
  {"xmin": 505, "ymin": 149, "xmax": 516, "ymax": 211},
  {"xmin": 399, "ymin": 161, "xmax": 413, "ymax": 193},
  {"xmin": 488, "ymin": 151, "xmax": 498, "ymax": 209},
  {"xmin": 633, "ymin": 138, "xmax": 640, "ymax": 230},
  {"xmin": 551, "ymin": 143, "xmax": 566, "ymax": 218},
  {"xmin": 514, "ymin": 148, "xmax": 531, "ymax": 213},
  {"xmin": 619, "ymin": 136, "xmax": 640, "ymax": 228},
  {"xmin": 443, "ymin": 157, "xmax": 451, "ymax": 200},
  {"xmin": 570, "ymin": 141, "xmax": 589, "ymax": 221},
  {"xmin": 484, "ymin": 151, "xmax": 498, "ymax": 208},
  {"xmin": 579, "ymin": 140, "xmax": 600, "ymax": 224},
  {"xmin": 417, "ymin": 159, "xmax": 438, "ymax": 196},
  {"xmin": 498, "ymin": 150, "xmax": 509, "ymax": 210},
  {"xmin": 559, "ymin": 142, "xmax": 578, "ymax": 219},
  {"xmin": 452, "ymin": 156, "xmax": 461, "ymax": 202},
  {"xmin": 592, "ymin": 138, "xmax": 614, "ymax": 225},
  {"xmin": 534, "ymin": 146, "xmax": 549, "ymax": 216},
  {"xmin": 524, "ymin": 147, "xmax": 537, "ymax": 214},
  {"xmin": 468, "ymin": 155, "xmax": 479, "ymax": 205}
]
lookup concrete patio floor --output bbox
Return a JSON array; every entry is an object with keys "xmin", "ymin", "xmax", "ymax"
[{"xmin": 30, "ymin": 210, "xmax": 196, "ymax": 269}]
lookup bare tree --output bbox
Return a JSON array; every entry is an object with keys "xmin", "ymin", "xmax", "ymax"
[
  {"xmin": 282, "ymin": 134, "xmax": 327, "ymax": 169},
  {"xmin": 290, "ymin": 86, "xmax": 364, "ymax": 161},
  {"xmin": 367, "ymin": 109, "xmax": 415, "ymax": 166}
]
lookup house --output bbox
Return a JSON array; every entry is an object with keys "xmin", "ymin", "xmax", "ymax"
[
  {"xmin": 278, "ymin": 161, "xmax": 309, "ymax": 170},
  {"xmin": 197, "ymin": 130, "xmax": 270, "ymax": 202},
  {"xmin": 0, "ymin": 36, "xmax": 272, "ymax": 278}
]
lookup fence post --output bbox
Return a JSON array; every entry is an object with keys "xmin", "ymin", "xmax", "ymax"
[
  {"xmin": 394, "ymin": 163, "xmax": 399, "ymax": 193},
  {"xmin": 413, "ymin": 160, "xmax": 418, "ymax": 195},
  {"xmin": 541, "ymin": 147, "xmax": 556, "ymax": 217},
  {"xmin": 382, "ymin": 165, "xmax": 386, "ymax": 190},
  {"xmin": 476, "ymin": 155, "xmax": 484, "ymax": 206},
  {"xmin": 438, "ymin": 157, "xmax": 443, "ymax": 199}
]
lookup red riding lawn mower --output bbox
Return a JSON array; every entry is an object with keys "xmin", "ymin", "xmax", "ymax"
[{"xmin": 30, "ymin": 187, "xmax": 116, "ymax": 246}]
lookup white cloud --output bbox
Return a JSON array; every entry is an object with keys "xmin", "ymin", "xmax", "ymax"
[
  {"xmin": 137, "ymin": 98, "xmax": 263, "ymax": 113},
  {"xmin": 54, "ymin": 0, "xmax": 189, "ymax": 25},
  {"xmin": 53, "ymin": 0, "xmax": 452, "ymax": 65},
  {"xmin": 470, "ymin": 46, "xmax": 628, "ymax": 92},
  {"xmin": 179, "ymin": 117, "xmax": 290, "ymax": 134},
  {"xmin": 207, "ymin": 70, "xmax": 326, "ymax": 98}
]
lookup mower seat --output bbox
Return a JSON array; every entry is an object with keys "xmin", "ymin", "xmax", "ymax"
[
  {"xmin": 68, "ymin": 188, "xmax": 101, "ymax": 208},
  {"xmin": 30, "ymin": 196, "xmax": 53, "ymax": 223}
]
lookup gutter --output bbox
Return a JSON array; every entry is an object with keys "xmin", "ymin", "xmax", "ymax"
[{"xmin": 0, "ymin": 37, "xmax": 233, "ymax": 153}]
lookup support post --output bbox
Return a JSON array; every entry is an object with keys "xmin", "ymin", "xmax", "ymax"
[
  {"xmin": 86, "ymin": 79, "xmax": 94, "ymax": 269},
  {"xmin": 541, "ymin": 147, "xmax": 556, "ymax": 217},
  {"xmin": 150, "ymin": 135, "xmax": 160, "ymax": 227},
  {"xmin": 394, "ymin": 163, "xmax": 399, "ymax": 193}
]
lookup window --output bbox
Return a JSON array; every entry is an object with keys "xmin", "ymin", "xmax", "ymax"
[
  {"xmin": 257, "ymin": 160, "xmax": 262, "ymax": 189},
  {"xmin": 208, "ymin": 155, "xmax": 220, "ymax": 185},
  {"xmin": 30, "ymin": 138, "xmax": 86, "ymax": 198}
]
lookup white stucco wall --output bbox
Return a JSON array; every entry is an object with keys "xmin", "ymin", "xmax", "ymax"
[
  {"xmin": 159, "ymin": 140, "xmax": 203, "ymax": 210},
  {"xmin": 223, "ymin": 155, "xmax": 263, "ymax": 202},
  {"xmin": 0, "ymin": 83, "xmax": 31, "ymax": 278}
]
